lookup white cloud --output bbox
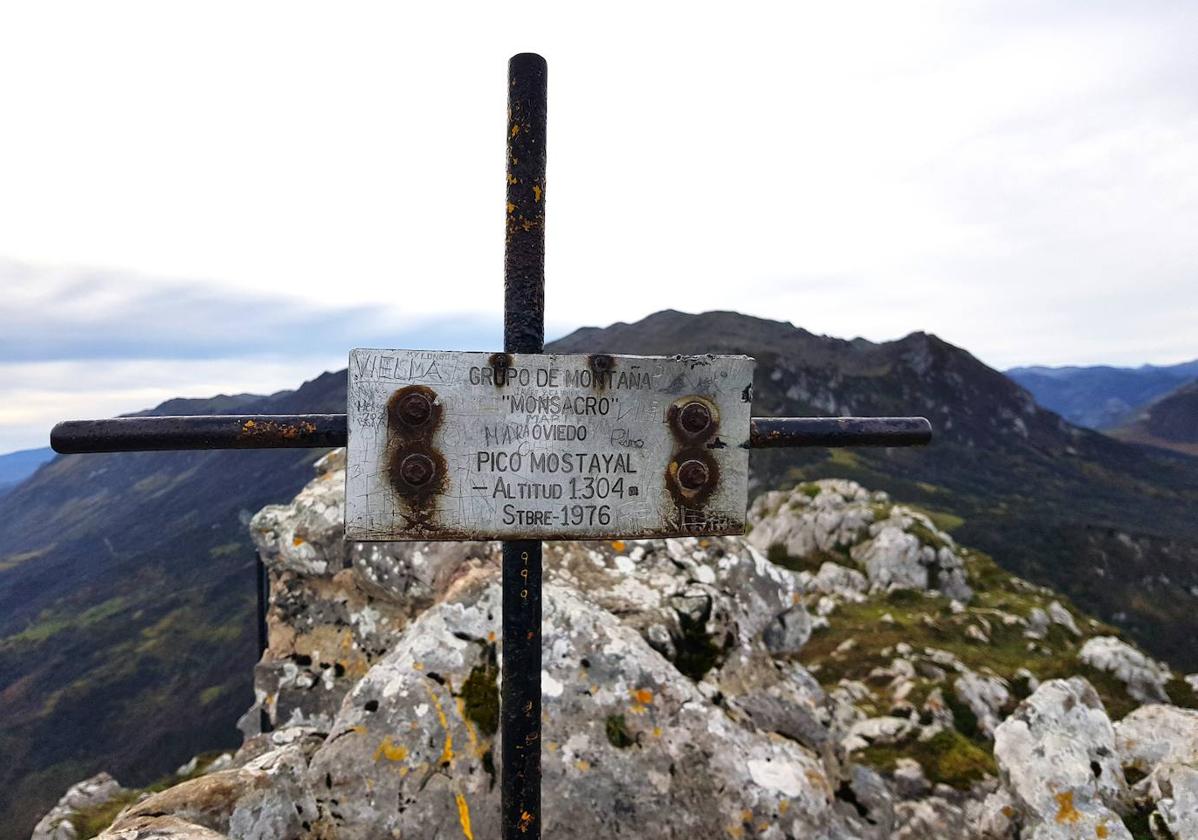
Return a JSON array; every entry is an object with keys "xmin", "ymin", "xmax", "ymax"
[
  {"xmin": 0, "ymin": 1, "xmax": 1195, "ymax": 450},
  {"xmin": 0, "ymin": 359, "xmax": 336, "ymax": 452}
]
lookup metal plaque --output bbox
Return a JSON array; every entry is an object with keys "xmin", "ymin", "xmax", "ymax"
[{"xmin": 346, "ymin": 349, "xmax": 755, "ymax": 541}]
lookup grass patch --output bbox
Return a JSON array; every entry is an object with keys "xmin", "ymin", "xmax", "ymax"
[
  {"xmin": 908, "ymin": 522, "xmax": 949, "ymax": 552},
  {"xmin": 827, "ymin": 449, "xmax": 861, "ymax": 469},
  {"xmin": 71, "ymin": 751, "xmax": 230, "ymax": 838},
  {"xmin": 79, "ymin": 597, "xmax": 127, "ymax": 626},
  {"xmin": 858, "ymin": 729, "xmax": 996, "ymax": 790},
  {"xmin": 3, "ymin": 612, "xmax": 71, "ymax": 644},
  {"xmin": 74, "ymin": 791, "xmax": 142, "ymax": 838},
  {"xmin": 0, "ymin": 544, "xmax": 54, "ymax": 572},
  {"xmin": 902, "ymin": 503, "xmax": 965, "ymax": 533},
  {"xmin": 199, "ymin": 685, "xmax": 226, "ymax": 706},
  {"xmin": 870, "ymin": 502, "xmax": 893, "ymax": 522},
  {"xmin": 1166, "ymin": 677, "xmax": 1198, "ymax": 711},
  {"xmin": 767, "ymin": 542, "xmax": 845, "ymax": 575},
  {"xmin": 1, "ymin": 593, "xmax": 126, "ymax": 645},
  {"xmin": 798, "ymin": 571, "xmax": 1144, "ymax": 722}
]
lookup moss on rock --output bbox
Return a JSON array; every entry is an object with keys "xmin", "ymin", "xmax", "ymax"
[
  {"xmin": 605, "ymin": 714, "xmax": 635, "ymax": 749},
  {"xmin": 460, "ymin": 643, "xmax": 500, "ymax": 737},
  {"xmin": 859, "ymin": 729, "xmax": 996, "ymax": 790}
]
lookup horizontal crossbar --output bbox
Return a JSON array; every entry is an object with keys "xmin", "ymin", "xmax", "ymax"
[
  {"xmin": 50, "ymin": 415, "xmax": 348, "ymax": 453},
  {"xmin": 749, "ymin": 416, "xmax": 932, "ymax": 448},
  {"xmin": 50, "ymin": 414, "xmax": 931, "ymax": 454}
]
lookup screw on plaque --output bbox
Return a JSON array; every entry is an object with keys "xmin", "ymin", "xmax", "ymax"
[
  {"xmin": 677, "ymin": 459, "xmax": 710, "ymax": 491},
  {"xmin": 667, "ymin": 395, "xmax": 720, "ymax": 443},
  {"xmin": 399, "ymin": 453, "xmax": 436, "ymax": 487},
  {"xmin": 388, "ymin": 385, "xmax": 441, "ymax": 433},
  {"xmin": 396, "ymin": 392, "xmax": 433, "ymax": 427},
  {"xmin": 679, "ymin": 401, "xmax": 713, "ymax": 436}
]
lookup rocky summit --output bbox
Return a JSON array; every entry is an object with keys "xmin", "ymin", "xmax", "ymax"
[{"xmin": 32, "ymin": 455, "xmax": 1198, "ymax": 839}]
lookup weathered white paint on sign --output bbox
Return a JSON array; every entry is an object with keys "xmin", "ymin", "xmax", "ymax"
[{"xmin": 346, "ymin": 349, "xmax": 754, "ymax": 541}]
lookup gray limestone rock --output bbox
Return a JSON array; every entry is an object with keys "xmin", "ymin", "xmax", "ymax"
[
  {"xmin": 892, "ymin": 757, "xmax": 930, "ymax": 799},
  {"xmin": 953, "ymin": 672, "xmax": 1011, "ymax": 738},
  {"xmin": 1151, "ymin": 763, "xmax": 1198, "ymax": 839},
  {"xmin": 763, "ymin": 602, "xmax": 814, "ymax": 655},
  {"xmin": 308, "ymin": 575, "xmax": 852, "ymax": 839},
  {"xmin": 104, "ymin": 743, "xmax": 317, "ymax": 840},
  {"xmin": 1079, "ymin": 636, "xmax": 1172, "ymax": 704},
  {"xmin": 31, "ymin": 773, "xmax": 128, "ymax": 840},
  {"xmin": 809, "ymin": 562, "xmax": 869, "ymax": 600},
  {"xmin": 993, "ymin": 678, "xmax": 1131, "ymax": 840},
  {"xmin": 747, "ymin": 480, "xmax": 972, "ymax": 602},
  {"xmin": 1116, "ymin": 704, "xmax": 1198, "ymax": 774},
  {"xmin": 892, "ymin": 796, "xmax": 968, "ymax": 839},
  {"xmin": 1115, "ymin": 704, "xmax": 1198, "ymax": 837},
  {"xmin": 1046, "ymin": 601, "xmax": 1081, "ymax": 637}
]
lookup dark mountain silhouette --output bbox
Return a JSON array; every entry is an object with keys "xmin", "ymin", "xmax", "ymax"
[{"xmin": 1110, "ymin": 379, "xmax": 1198, "ymax": 457}]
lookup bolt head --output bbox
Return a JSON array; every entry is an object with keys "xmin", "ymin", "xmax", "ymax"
[
  {"xmin": 396, "ymin": 392, "xmax": 433, "ymax": 427},
  {"xmin": 677, "ymin": 459, "xmax": 710, "ymax": 491},
  {"xmin": 399, "ymin": 453, "xmax": 436, "ymax": 487},
  {"xmin": 679, "ymin": 401, "xmax": 713, "ymax": 435}
]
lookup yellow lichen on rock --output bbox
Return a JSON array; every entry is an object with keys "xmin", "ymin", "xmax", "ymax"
[{"xmin": 1054, "ymin": 790, "xmax": 1080, "ymax": 823}]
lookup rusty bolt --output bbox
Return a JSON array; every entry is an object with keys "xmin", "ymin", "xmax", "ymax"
[
  {"xmin": 399, "ymin": 453, "xmax": 436, "ymax": 487},
  {"xmin": 396, "ymin": 392, "xmax": 433, "ymax": 427},
  {"xmin": 679, "ymin": 401, "xmax": 713, "ymax": 435},
  {"xmin": 677, "ymin": 459, "xmax": 710, "ymax": 491}
]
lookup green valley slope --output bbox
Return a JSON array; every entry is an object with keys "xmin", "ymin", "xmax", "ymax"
[{"xmin": 0, "ymin": 374, "xmax": 342, "ymax": 838}]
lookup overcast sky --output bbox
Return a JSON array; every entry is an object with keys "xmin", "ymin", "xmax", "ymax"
[{"xmin": 1, "ymin": 1, "xmax": 1196, "ymax": 452}]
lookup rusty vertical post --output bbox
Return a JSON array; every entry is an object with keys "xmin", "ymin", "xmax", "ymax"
[{"xmin": 502, "ymin": 52, "xmax": 546, "ymax": 840}]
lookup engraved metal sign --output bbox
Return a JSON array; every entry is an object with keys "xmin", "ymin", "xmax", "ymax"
[{"xmin": 346, "ymin": 349, "xmax": 755, "ymax": 540}]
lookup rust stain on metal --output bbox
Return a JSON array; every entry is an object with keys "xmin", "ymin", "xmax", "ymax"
[
  {"xmin": 749, "ymin": 418, "xmax": 783, "ymax": 444},
  {"xmin": 488, "ymin": 353, "xmax": 514, "ymax": 388},
  {"xmin": 385, "ymin": 386, "xmax": 445, "ymax": 527},
  {"xmin": 386, "ymin": 442, "xmax": 447, "ymax": 511},
  {"xmin": 586, "ymin": 354, "xmax": 615, "ymax": 390},
  {"xmin": 387, "ymin": 385, "xmax": 442, "ymax": 431},
  {"xmin": 238, "ymin": 418, "xmax": 317, "ymax": 441},
  {"xmin": 666, "ymin": 394, "xmax": 722, "ymax": 524},
  {"xmin": 518, "ymin": 809, "xmax": 536, "ymax": 833}
]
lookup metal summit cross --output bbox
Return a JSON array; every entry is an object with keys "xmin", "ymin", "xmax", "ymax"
[{"xmin": 51, "ymin": 54, "xmax": 931, "ymax": 840}]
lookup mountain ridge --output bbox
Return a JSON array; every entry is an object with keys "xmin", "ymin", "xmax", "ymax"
[{"xmin": 1007, "ymin": 358, "xmax": 1198, "ymax": 430}]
